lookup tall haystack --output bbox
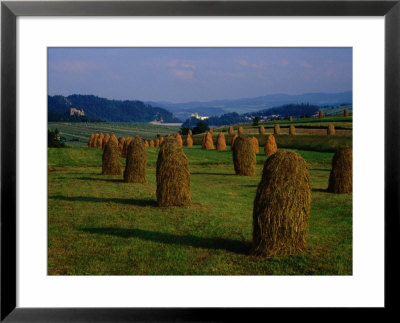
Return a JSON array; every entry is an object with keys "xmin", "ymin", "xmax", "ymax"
[
  {"xmin": 110, "ymin": 134, "xmax": 119, "ymax": 145},
  {"xmin": 156, "ymin": 138, "xmax": 191, "ymax": 206},
  {"xmin": 327, "ymin": 146, "xmax": 352, "ymax": 194},
  {"xmin": 204, "ymin": 132, "xmax": 214, "ymax": 149},
  {"xmin": 155, "ymin": 139, "xmax": 160, "ymax": 147},
  {"xmin": 216, "ymin": 133, "xmax": 226, "ymax": 151},
  {"xmin": 274, "ymin": 125, "xmax": 280, "ymax": 135},
  {"xmin": 230, "ymin": 134, "xmax": 238, "ymax": 151},
  {"xmin": 93, "ymin": 133, "xmax": 100, "ymax": 148},
  {"xmin": 175, "ymin": 134, "xmax": 183, "ymax": 147},
  {"xmin": 185, "ymin": 134, "xmax": 193, "ymax": 147},
  {"xmin": 149, "ymin": 140, "xmax": 155, "ymax": 147},
  {"xmin": 102, "ymin": 133, "xmax": 110, "ymax": 149},
  {"xmin": 97, "ymin": 133, "xmax": 104, "ymax": 149},
  {"xmin": 228, "ymin": 126, "xmax": 234, "ymax": 135},
  {"xmin": 124, "ymin": 136, "xmax": 147, "ymax": 183},
  {"xmin": 88, "ymin": 134, "xmax": 95, "ymax": 147},
  {"xmin": 289, "ymin": 116, "xmax": 293, "ymax": 122},
  {"xmin": 289, "ymin": 125, "xmax": 296, "ymax": 135},
  {"xmin": 264, "ymin": 134, "xmax": 277, "ymax": 156},
  {"xmin": 344, "ymin": 108, "xmax": 349, "ymax": 117},
  {"xmin": 319, "ymin": 110, "xmax": 324, "ymax": 118},
  {"xmin": 327, "ymin": 124, "xmax": 336, "ymax": 135},
  {"xmin": 251, "ymin": 150, "xmax": 311, "ymax": 257},
  {"xmin": 102, "ymin": 138, "xmax": 122, "ymax": 175},
  {"xmin": 123, "ymin": 137, "xmax": 132, "ymax": 156},
  {"xmin": 252, "ymin": 136, "xmax": 260, "ymax": 154},
  {"xmin": 118, "ymin": 137, "xmax": 125, "ymax": 152},
  {"xmin": 232, "ymin": 136, "xmax": 256, "ymax": 176},
  {"xmin": 259, "ymin": 126, "xmax": 265, "ymax": 135},
  {"xmin": 209, "ymin": 128, "xmax": 214, "ymax": 134},
  {"xmin": 159, "ymin": 137, "xmax": 164, "ymax": 145},
  {"xmin": 145, "ymin": 140, "xmax": 149, "ymax": 147},
  {"xmin": 188, "ymin": 129, "xmax": 192, "ymax": 136},
  {"xmin": 238, "ymin": 126, "xmax": 244, "ymax": 135}
]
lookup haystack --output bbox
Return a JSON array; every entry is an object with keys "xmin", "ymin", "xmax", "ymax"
[
  {"xmin": 201, "ymin": 133, "xmax": 207, "ymax": 148},
  {"xmin": 123, "ymin": 137, "xmax": 132, "ymax": 156},
  {"xmin": 155, "ymin": 139, "xmax": 160, "ymax": 147},
  {"xmin": 319, "ymin": 110, "xmax": 324, "ymax": 118},
  {"xmin": 204, "ymin": 132, "xmax": 214, "ymax": 149},
  {"xmin": 209, "ymin": 128, "xmax": 213, "ymax": 134},
  {"xmin": 216, "ymin": 133, "xmax": 226, "ymax": 151},
  {"xmin": 274, "ymin": 125, "xmax": 280, "ymax": 135},
  {"xmin": 238, "ymin": 126, "xmax": 244, "ymax": 135},
  {"xmin": 185, "ymin": 134, "xmax": 193, "ymax": 147},
  {"xmin": 327, "ymin": 146, "xmax": 352, "ymax": 193},
  {"xmin": 327, "ymin": 124, "xmax": 335, "ymax": 135},
  {"xmin": 102, "ymin": 138, "xmax": 122, "ymax": 175},
  {"xmin": 88, "ymin": 134, "xmax": 95, "ymax": 147},
  {"xmin": 102, "ymin": 133, "xmax": 110, "ymax": 149},
  {"xmin": 110, "ymin": 134, "xmax": 119, "ymax": 145},
  {"xmin": 93, "ymin": 133, "xmax": 100, "ymax": 148},
  {"xmin": 228, "ymin": 126, "xmax": 234, "ymax": 135},
  {"xmin": 259, "ymin": 126, "xmax": 265, "ymax": 135},
  {"xmin": 251, "ymin": 150, "xmax": 311, "ymax": 257},
  {"xmin": 264, "ymin": 134, "xmax": 277, "ymax": 156},
  {"xmin": 230, "ymin": 134, "xmax": 238, "ymax": 151},
  {"xmin": 159, "ymin": 137, "xmax": 164, "ymax": 145},
  {"xmin": 344, "ymin": 108, "xmax": 349, "ymax": 117},
  {"xmin": 97, "ymin": 133, "xmax": 104, "ymax": 149},
  {"xmin": 252, "ymin": 136, "xmax": 260, "ymax": 154},
  {"xmin": 118, "ymin": 137, "xmax": 125, "ymax": 152},
  {"xmin": 145, "ymin": 140, "xmax": 149, "ymax": 147},
  {"xmin": 175, "ymin": 134, "xmax": 183, "ymax": 147},
  {"xmin": 156, "ymin": 138, "xmax": 191, "ymax": 206},
  {"xmin": 232, "ymin": 136, "xmax": 256, "ymax": 176},
  {"xmin": 188, "ymin": 129, "xmax": 192, "ymax": 136},
  {"xmin": 289, "ymin": 116, "xmax": 293, "ymax": 122},
  {"xmin": 124, "ymin": 136, "xmax": 147, "ymax": 183},
  {"xmin": 149, "ymin": 140, "xmax": 155, "ymax": 147},
  {"xmin": 289, "ymin": 125, "xmax": 296, "ymax": 135}
]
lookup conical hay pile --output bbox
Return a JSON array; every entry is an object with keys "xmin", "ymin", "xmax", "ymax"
[
  {"xmin": 201, "ymin": 133, "xmax": 207, "ymax": 148},
  {"xmin": 124, "ymin": 136, "xmax": 147, "ymax": 183},
  {"xmin": 289, "ymin": 125, "xmax": 296, "ymax": 135},
  {"xmin": 118, "ymin": 137, "xmax": 125, "ymax": 152},
  {"xmin": 188, "ymin": 129, "xmax": 192, "ymax": 136},
  {"xmin": 274, "ymin": 124, "xmax": 280, "ymax": 135},
  {"xmin": 289, "ymin": 116, "xmax": 293, "ymax": 122},
  {"xmin": 319, "ymin": 110, "xmax": 324, "ymax": 118},
  {"xmin": 145, "ymin": 140, "xmax": 149, "ymax": 147},
  {"xmin": 159, "ymin": 137, "xmax": 164, "ymax": 144},
  {"xmin": 175, "ymin": 134, "xmax": 183, "ymax": 147},
  {"xmin": 209, "ymin": 128, "xmax": 213, "ymax": 134},
  {"xmin": 327, "ymin": 146, "xmax": 352, "ymax": 193},
  {"xmin": 251, "ymin": 150, "xmax": 311, "ymax": 257},
  {"xmin": 102, "ymin": 133, "xmax": 110, "ymax": 149},
  {"xmin": 149, "ymin": 140, "xmax": 155, "ymax": 147},
  {"xmin": 232, "ymin": 136, "xmax": 256, "ymax": 176},
  {"xmin": 185, "ymin": 134, "xmax": 193, "ymax": 147},
  {"xmin": 102, "ymin": 138, "xmax": 122, "ymax": 175},
  {"xmin": 259, "ymin": 126, "xmax": 265, "ymax": 135},
  {"xmin": 204, "ymin": 132, "xmax": 214, "ymax": 149},
  {"xmin": 228, "ymin": 126, "xmax": 234, "ymax": 135},
  {"xmin": 252, "ymin": 136, "xmax": 260, "ymax": 154},
  {"xmin": 264, "ymin": 134, "xmax": 277, "ymax": 156},
  {"xmin": 238, "ymin": 126, "xmax": 244, "ymax": 135},
  {"xmin": 327, "ymin": 123, "xmax": 336, "ymax": 135},
  {"xmin": 155, "ymin": 139, "xmax": 160, "ymax": 147},
  {"xmin": 230, "ymin": 134, "xmax": 238, "ymax": 151},
  {"xmin": 88, "ymin": 134, "xmax": 95, "ymax": 147},
  {"xmin": 97, "ymin": 133, "xmax": 104, "ymax": 149},
  {"xmin": 110, "ymin": 134, "xmax": 119, "ymax": 145},
  {"xmin": 123, "ymin": 137, "xmax": 132, "ymax": 156},
  {"xmin": 216, "ymin": 133, "xmax": 226, "ymax": 151},
  {"xmin": 344, "ymin": 108, "xmax": 349, "ymax": 117},
  {"xmin": 93, "ymin": 134, "xmax": 100, "ymax": 148},
  {"xmin": 156, "ymin": 138, "xmax": 191, "ymax": 206}
]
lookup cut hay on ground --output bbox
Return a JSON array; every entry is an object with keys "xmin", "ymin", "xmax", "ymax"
[
  {"xmin": 232, "ymin": 136, "xmax": 256, "ymax": 176},
  {"xmin": 102, "ymin": 138, "xmax": 122, "ymax": 175},
  {"xmin": 228, "ymin": 126, "xmax": 234, "ymax": 135},
  {"xmin": 156, "ymin": 138, "xmax": 191, "ymax": 207},
  {"xmin": 252, "ymin": 136, "xmax": 260, "ymax": 154},
  {"xmin": 230, "ymin": 134, "xmax": 238, "ymax": 151},
  {"xmin": 124, "ymin": 136, "xmax": 147, "ymax": 183},
  {"xmin": 175, "ymin": 134, "xmax": 183, "ymax": 147},
  {"xmin": 274, "ymin": 125, "xmax": 280, "ymax": 135},
  {"xmin": 251, "ymin": 149, "xmax": 311, "ymax": 257},
  {"xmin": 259, "ymin": 126, "xmax": 265, "ymax": 135},
  {"xmin": 327, "ymin": 124, "xmax": 335, "ymax": 135},
  {"xmin": 216, "ymin": 133, "xmax": 226, "ymax": 151},
  {"xmin": 185, "ymin": 134, "xmax": 193, "ymax": 147},
  {"xmin": 289, "ymin": 125, "xmax": 296, "ymax": 135},
  {"xmin": 264, "ymin": 135, "xmax": 277, "ymax": 156},
  {"xmin": 327, "ymin": 146, "xmax": 352, "ymax": 193}
]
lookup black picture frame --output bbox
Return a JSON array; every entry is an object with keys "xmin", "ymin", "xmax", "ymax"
[{"xmin": 1, "ymin": 1, "xmax": 399, "ymax": 321}]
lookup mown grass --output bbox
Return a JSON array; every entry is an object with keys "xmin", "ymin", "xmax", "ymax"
[{"xmin": 48, "ymin": 145, "xmax": 352, "ymax": 275}]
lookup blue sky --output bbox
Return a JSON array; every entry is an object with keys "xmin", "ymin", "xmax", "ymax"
[{"xmin": 48, "ymin": 48, "xmax": 352, "ymax": 103}]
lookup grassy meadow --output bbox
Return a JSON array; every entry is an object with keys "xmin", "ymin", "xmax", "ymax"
[{"xmin": 48, "ymin": 140, "xmax": 352, "ymax": 275}]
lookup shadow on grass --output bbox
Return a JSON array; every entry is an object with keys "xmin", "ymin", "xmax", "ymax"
[
  {"xmin": 190, "ymin": 172, "xmax": 236, "ymax": 176},
  {"xmin": 312, "ymin": 188, "xmax": 328, "ymax": 193},
  {"xmin": 309, "ymin": 168, "xmax": 330, "ymax": 172},
  {"xmin": 77, "ymin": 176, "xmax": 123, "ymax": 183},
  {"xmin": 49, "ymin": 195, "xmax": 157, "ymax": 206},
  {"xmin": 80, "ymin": 227, "xmax": 251, "ymax": 255}
]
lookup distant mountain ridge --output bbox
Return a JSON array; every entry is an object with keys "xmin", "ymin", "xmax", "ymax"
[
  {"xmin": 48, "ymin": 94, "xmax": 181, "ymax": 123},
  {"xmin": 149, "ymin": 91, "xmax": 352, "ymax": 121}
]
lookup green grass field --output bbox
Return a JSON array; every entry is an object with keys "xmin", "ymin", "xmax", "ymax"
[{"xmin": 48, "ymin": 145, "xmax": 352, "ymax": 275}]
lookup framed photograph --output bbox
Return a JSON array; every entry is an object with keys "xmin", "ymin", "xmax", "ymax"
[{"xmin": 1, "ymin": 0, "xmax": 399, "ymax": 321}]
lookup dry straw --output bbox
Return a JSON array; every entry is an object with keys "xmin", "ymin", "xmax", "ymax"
[
  {"xmin": 156, "ymin": 137, "xmax": 192, "ymax": 206},
  {"xmin": 209, "ymin": 128, "xmax": 213, "ymax": 134},
  {"xmin": 159, "ymin": 137, "xmax": 164, "ymax": 144},
  {"xmin": 97, "ymin": 133, "xmax": 104, "ymax": 149},
  {"xmin": 118, "ymin": 137, "xmax": 125, "ymax": 152},
  {"xmin": 185, "ymin": 134, "xmax": 193, "ymax": 147},
  {"xmin": 289, "ymin": 125, "xmax": 296, "ymax": 135},
  {"xmin": 319, "ymin": 110, "xmax": 324, "ymax": 118},
  {"xmin": 264, "ymin": 134, "xmax": 277, "ymax": 156},
  {"xmin": 155, "ymin": 139, "xmax": 160, "ymax": 147},
  {"xmin": 230, "ymin": 134, "xmax": 238, "ymax": 151},
  {"xmin": 102, "ymin": 138, "xmax": 122, "ymax": 175},
  {"xmin": 259, "ymin": 126, "xmax": 265, "ymax": 135},
  {"xmin": 233, "ymin": 136, "xmax": 256, "ymax": 176},
  {"xmin": 124, "ymin": 136, "xmax": 147, "ymax": 183},
  {"xmin": 175, "ymin": 134, "xmax": 183, "ymax": 147},
  {"xmin": 216, "ymin": 133, "xmax": 226, "ymax": 151},
  {"xmin": 149, "ymin": 140, "xmax": 155, "ymax": 147},
  {"xmin": 102, "ymin": 133, "xmax": 110, "ymax": 149},
  {"xmin": 123, "ymin": 137, "xmax": 132, "ymax": 156},
  {"xmin": 93, "ymin": 133, "xmax": 100, "ymax": 148},
  {"xmin": 204, "ymin": 132, "xmax": 214, "ymax": 149},
  {"xmin": 88, "ymin": 134, "xmax": 95, "ymax": 147},
  {"xmin": 327, "ymin": 146, "xmax": 352, "ymax": 193},
  {"xmin": 274, "ymin": 124, "xmax": 280, "ymax": 135},
  {"xmin": 145, "ymin": 140, "xmax": 149, "ymax": 147},
  {"xmin": 251, "ymin": 149, "xmax": 311, "ymax": 257},
  {"xmin": 252, "ymin": 136, "xmax": 260, "ymax": 154},
  {"xmin": 327, "ymin": 124, "xmax": 336, "ymax": 135},
  {"xmin": 228, "ymin": 126, "xmax": 234, "ymax": 135},
  {"xmin": 110, "ymin": 134, "xmax": 119, "ymax": 145},
  {"xmin": 344, "ymin": 108, "xmax": 349, "ymax": 117},
  {"xmin": 238, "ymin": 126, "xmax": 244, "ymax": 135},
  {"xmin": 188, "ymin": 129, "xmax": 192, "ymax": 136}
]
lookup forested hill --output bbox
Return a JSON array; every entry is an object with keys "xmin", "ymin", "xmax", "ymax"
[{"xmin": 48, "ymin": 95, "xmax": 181, "ymax": 123}]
